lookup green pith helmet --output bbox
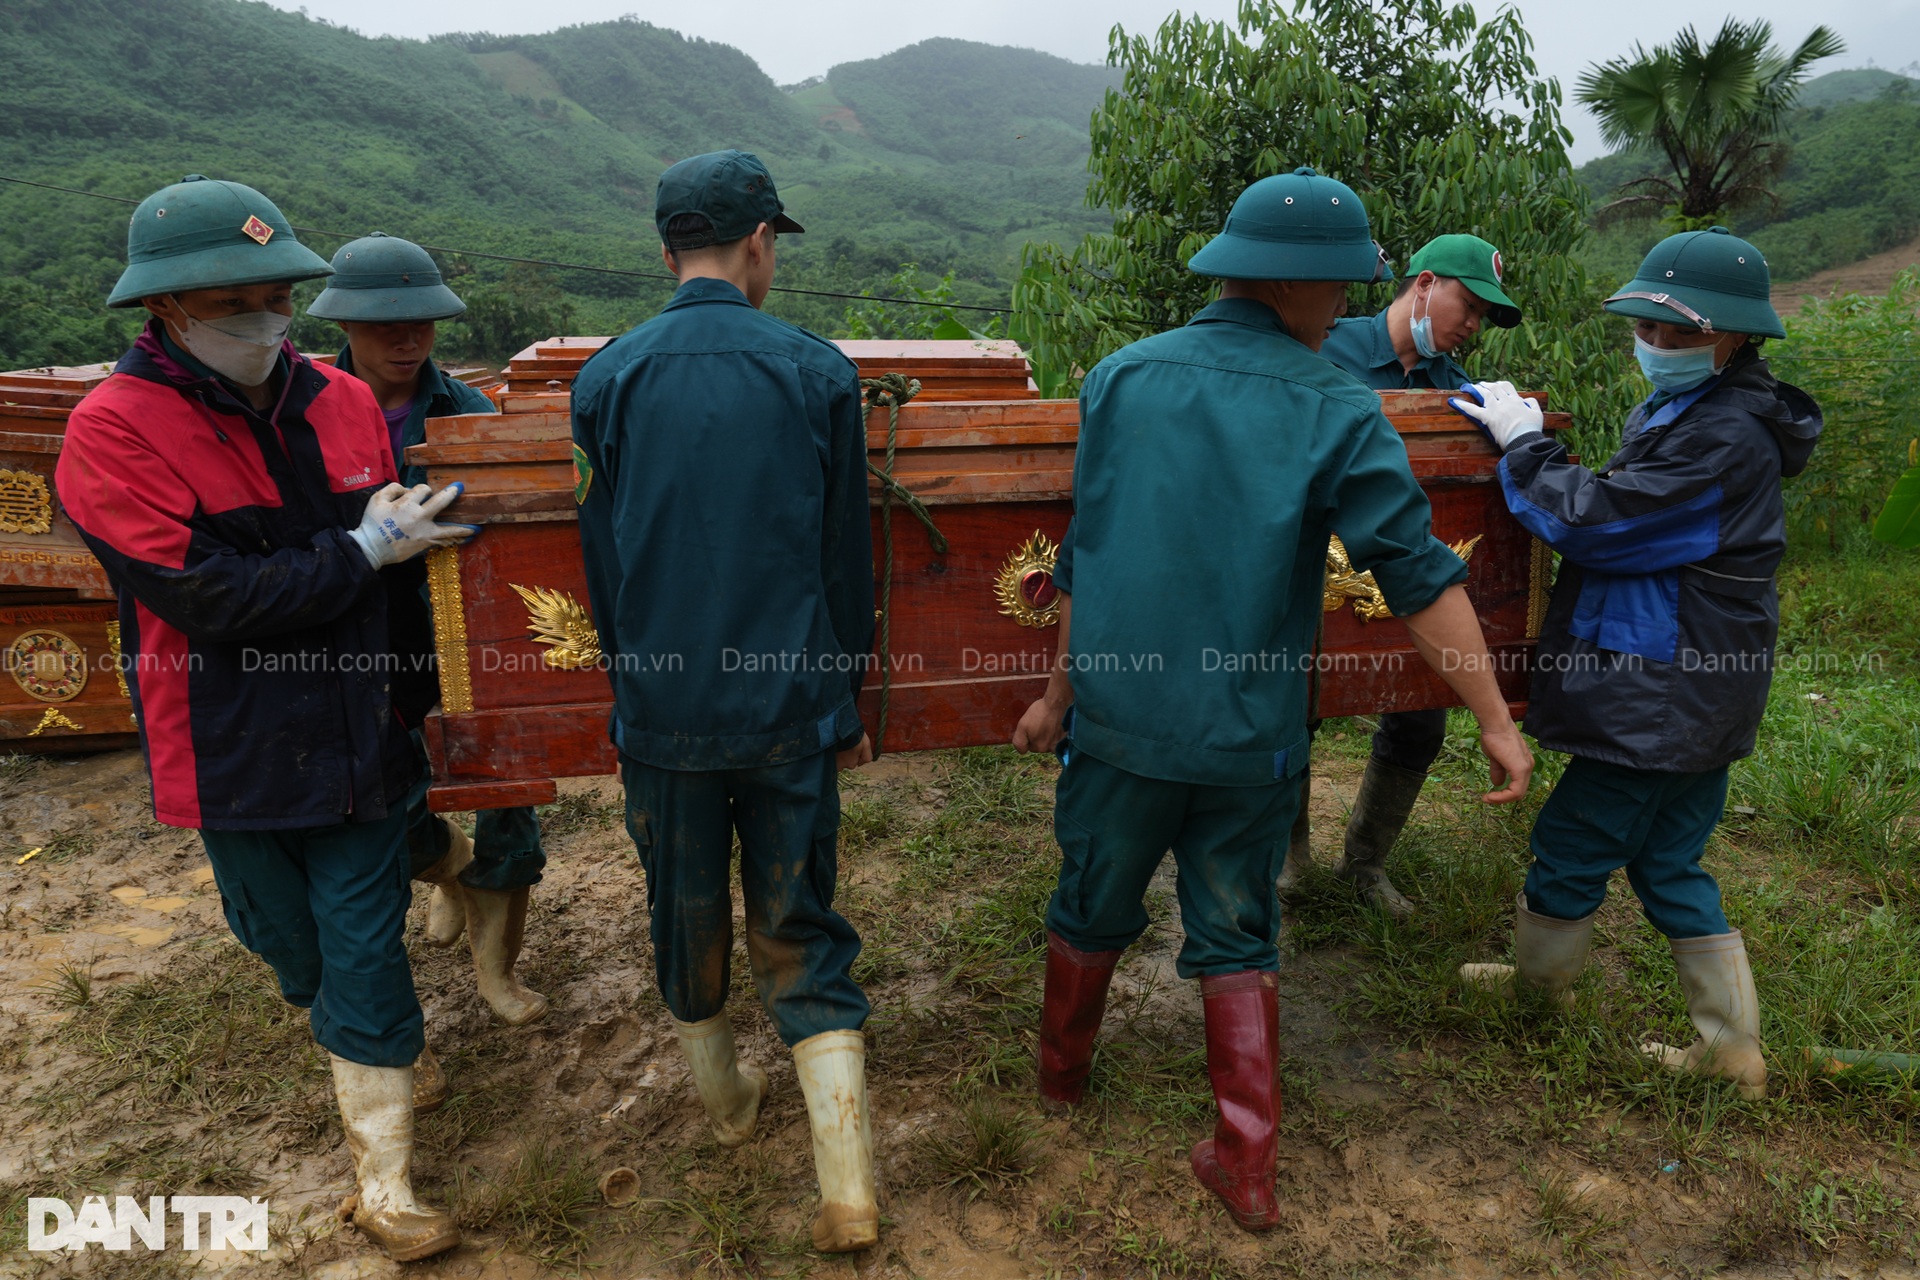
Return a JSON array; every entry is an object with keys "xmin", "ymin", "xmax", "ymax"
[
  {"xmin": 306, "ymin": 234, "xmax": 466, "ymax": 323},
  {"xmin": 1406, "ymin": 234, "xmax": 1521, "ymax": 328},
  {"xmin": 106, "ymin": 175, "xmax": 332, "ymax": 308},
  {"xmin": 1604, "ymin": 227, "xmax": 1784, "ymax": 339},
  {"xmin": 1187, "ymin": 167, "xmax": 1388, "ymax": 282}
]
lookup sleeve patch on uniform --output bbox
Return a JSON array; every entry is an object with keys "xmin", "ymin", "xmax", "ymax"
[{"xmin": 572, "ymin": 443, "xmax": 593, "ymax": 505}]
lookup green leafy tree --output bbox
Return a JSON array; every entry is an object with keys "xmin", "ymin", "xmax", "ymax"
[
  {"xmin": 1576, "ymin": 19, "xmax": 1844, "ymax": 230},
  {"xmin": 443, "ymin": 263, "xmax": 578, "ymax": 362},
  {"xmin": 842, "ymin": 264, "xmax": 1001, "ymax": 341},
  {"xmin": 1012, "ymin": 0, "xmax": 1636, "ymax": 447}
]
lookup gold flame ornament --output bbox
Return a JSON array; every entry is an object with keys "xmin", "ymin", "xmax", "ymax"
[
  {"xmin": 27, "ymin": 707, "xmax": 83, "ymax": 737},
  {"xmin": 1323, "ymin": 534, "xmax": 1481, "ymax": 622},
  {"xmin": 994, "ymin": 531, "xmax": 1063, "ymax": 628},
  {"xmin": 510, "ymin": 583, "xmax": 602, "ymax": 669}
]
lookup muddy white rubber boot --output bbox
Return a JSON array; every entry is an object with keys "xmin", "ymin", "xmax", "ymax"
[
  {"xmin": 1274, "ymin": 773, "xmax": 1314, "ymax": 903},
  {"xmin": 414, "ymin": 821, "xmax": 472, "ymax": 948},
  {"xmin": 464, "ymin": 885, "xmax": 549, "ymax": 1025},
  {"xmin": 792, "ymin": 1030, "xmax": 878, "ymax": 1253},
  {"xmin": 412, "ymin": 1043, "xmax": 449, "ymax": 1116},
  {"xmin": 1640, "ymin": 930, "xmax": 1767, "ymax": 1100},
  {"xmin": 331, "ymin": 1055, "xmax": 460, "ymax": 1262},
  {"xmin": 673, "ymin": 1012, "xmax": 768, "ymax": 1148},
  {"xmin": 1460, "ymin": 891, "xmax": 1595, "ymax": 1007}
]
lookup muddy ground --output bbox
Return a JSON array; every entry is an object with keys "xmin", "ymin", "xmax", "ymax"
[{"xmin": 1, "ymin": 744, "xmax": 1915, "ymax": 1279}]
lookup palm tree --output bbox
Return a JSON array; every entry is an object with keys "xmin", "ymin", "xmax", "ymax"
[{"xmin": 1576, "ymin": 20, "xmax": 1844, "ymax": 229}]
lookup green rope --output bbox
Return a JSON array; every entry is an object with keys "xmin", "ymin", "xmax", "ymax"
[{"xmin": 860, "ymin": 372, "xmax": 947, "ymax": 756}]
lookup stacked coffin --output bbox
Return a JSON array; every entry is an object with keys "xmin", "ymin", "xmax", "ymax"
[
  {"xmin": 0, "ymin": 364, "xmax": 136, "ymax": 750},
  {"xmin": 0, "ymin": 358, "xmax": 505, "ymax": 752},
  {"xmin": 408, "ymin": 338, "xmax": 1563, "ymax": 812}
]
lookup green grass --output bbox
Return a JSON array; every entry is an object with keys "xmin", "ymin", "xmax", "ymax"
[
  {"xmin": 914, "ymin": 1090, "xmax": 1046, "ymax": 1197},
  {"xmin": 41, "ymin": 939, "xmax": 330, "ymax": 1136},
  {"xmin": 451, "ymin": 1128, "xmax": 610, "ymax": 1268}
]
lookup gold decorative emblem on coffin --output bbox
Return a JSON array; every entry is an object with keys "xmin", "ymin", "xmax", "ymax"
[
  {"xmin": 8, "ymin": 629, "xmax": 88, "ymax": 702},
  {"xmin": 0, "ymin": 468, "xmax": 53, "ymax": 535},
  {"xmin": 27, "ymin": 707, "xmax": 84, "ymax": 737},
  {"xmin": 425, "ymin": 547, "xmax": 474, "ymax": 714},
  {"xmin": 1324, "ymin": 534, "xmax": 1482, "ymax": 622},
  {"xmin": 994, "ymin": 531, "xmax": 1063, "ymax": 629},
  {"xmin": 511, "ymin": 583, "xmax": 603, "ymax": 669},
  {"xmin": 104, "ymin": 621, "xmax": 131, "ymax": 699}
]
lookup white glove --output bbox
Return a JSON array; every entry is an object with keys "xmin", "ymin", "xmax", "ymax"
[
  {"xmin": 1448, "ymin": 381, "xmax": 1544, "ymax": 451},
  {"xmin": 347, "ymin": 482, "xmax": 478, "ymax": 568}
]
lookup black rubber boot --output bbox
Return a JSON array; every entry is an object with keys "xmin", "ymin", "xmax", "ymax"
[{"xmin": 1333, "ymin": 758, "xmax": 1425, "ymax": 918}]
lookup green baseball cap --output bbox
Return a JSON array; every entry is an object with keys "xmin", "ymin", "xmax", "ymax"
[
  {"xmin": 107, "ymin": 175, "xmax": 333, "ymax": 308},
  {"xmin": 307, "ymin": 234, "xmax": 466, "ymax": 323},
  {"xmin": 1406, "ymin": 234, "xmax": 1521, "ymax": 328},
  {"xmin": 1187, "ymin": 167, "xmax": 1390, "ymax": 282},
  {"xmin": 1604, "ymin": 226, "xmax": 1783, "ymax": 339},
  {"xmin": 654, "ymin": 150, "xmax": 804, "ymax": 249}
]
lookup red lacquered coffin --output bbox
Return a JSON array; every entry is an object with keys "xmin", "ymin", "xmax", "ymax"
[
  {"xmin": 410, "ymin": 339, "xmax": 1564, "ymax": 810},
  {"xmin": 0, "ymin": 358, "xmax": 500, "ymax": 752},
  {"xmin": 0, "ymin": 364, "xmax": 136, "ymax": 750}
]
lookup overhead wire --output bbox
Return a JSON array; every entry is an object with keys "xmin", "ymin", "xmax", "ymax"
[
  {"xmin": 7, "ymin": 172, "xmax": 1918, "ymax": 353},
  {"xmin": 0, "ymin": 173, "xmax": 1020, "ymax": 316}
]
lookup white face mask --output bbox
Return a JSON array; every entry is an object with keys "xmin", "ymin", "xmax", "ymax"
[{"xmin": 169, "ymin": 299, "xmax": 292, "ymax": 387}]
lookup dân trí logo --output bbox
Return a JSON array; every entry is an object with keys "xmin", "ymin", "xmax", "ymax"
[{"xmin": 28, "ymin": 1196, "xmax": 269, "ymax": 1252}]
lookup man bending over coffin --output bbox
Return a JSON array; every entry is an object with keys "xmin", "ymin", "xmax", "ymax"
[
  {"xmin": 1010, "ymin": 168, "xmax": 1534, "ymax": 1232},
  {"xmin": 309, "ymin": 235, "xmax": 551, "ymax": 1037},
  {"xmin": 572, "ymin": 151, "xmax": 881, "ymax": 1254},
  {"xmin": 57, "ymin": 177, "xmax": 475, "ymax": 1262},
  {"xmin": 1285, "ymin": 234, "xmax": 1526, "ymax": 917}
]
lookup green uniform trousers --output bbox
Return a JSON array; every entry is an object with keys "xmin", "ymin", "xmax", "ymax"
[
  {"xmin": 1046, "ymin": 751, "xmax": 1300, "ymax": 977},
  {"xmin": 202, "ymin": 803, "xmax": 422, "ymax": 1067},
  {"xmin": 619, "ymin": 748, "xmax": 869, "ymax": 1046},
  {"xmin": 1524, "ymin": 756, "xmax": 1732, "ymax": 938}
]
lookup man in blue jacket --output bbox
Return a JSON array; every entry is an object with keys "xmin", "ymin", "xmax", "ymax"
[
  {"xmin": 311, "ymin": 236, "xmax": 551, "ymax": 1033},
  {"xmin": 1012, "ymin": 168, "xmax": 1534, "ymax": 1232},
  {"xmin": 58, "ymin": 176, "xmax": 475, "ymax": 1261},
  {"xmin": 1453, "ymin": 227, "xmax": 1822, "ymax": 1101},
  {"xmin": 572, "ymin": 151, "xmax": 880, "ymax": 1254},
  {"xmin": 1300, "ymin": 233, "xmax": 1524, "ymax": 917}
]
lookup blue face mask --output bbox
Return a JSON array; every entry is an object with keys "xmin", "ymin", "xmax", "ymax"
[
  {"xmin": 1409, "ymin": 285, "xmax": 1440, "ymax": 359},
  {"xmin": 1634, "ymin": 334, "xmax": 1721, "ymax": 393}
]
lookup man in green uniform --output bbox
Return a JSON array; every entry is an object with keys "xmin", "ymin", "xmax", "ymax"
[
  {"xmin": 1289, "ymin": 234, "xmax": 1523, "ymax": 917},
  {"xmin": 309, "ymin": 235, "xmax": 551, "ymax": 1032},
  {"xmin": 572, "ymin": 151, "xmax": 880, "ymax": 1253},
  {"xmin": 1012, "ymin": 169, "xmax": 1534, "ymax": 1232}
]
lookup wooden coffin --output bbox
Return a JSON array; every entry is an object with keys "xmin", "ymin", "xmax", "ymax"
[
  {"xmin": 0, "ymin": 364, "xmax": 135, "ymax": 751},
  {"xmin": 0, "ymin": 364, "xmax": 117, "ymax": 598},
  {"xmin": 413, "ymin": 339, "xmax": 1564, "ymax": 810}
]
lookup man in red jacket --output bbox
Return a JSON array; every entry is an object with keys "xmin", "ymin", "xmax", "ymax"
[{"xmin": 56, "ymin": 176, "xmax": 474, "ymax": 1262}]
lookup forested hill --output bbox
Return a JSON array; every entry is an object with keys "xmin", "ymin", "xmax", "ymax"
[
  {"xmin": 1575, "ymin": 71, "xmax": 1920, "ymax": 285},
  {"xmin": 0, "ymin": 0, "xmax": 1118, "ymax": 366}
]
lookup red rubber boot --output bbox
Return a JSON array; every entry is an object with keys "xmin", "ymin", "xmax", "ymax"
[
  {"xmin": 1190, "ymin": 969, "xmax": 1282, "ymax": 1231},
  {"xmin": 1037, "ymin": 931, "xmax": 1122, "ymax": 1109}
]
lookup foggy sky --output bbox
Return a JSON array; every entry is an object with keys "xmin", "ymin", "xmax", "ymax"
[{"xmin": 275, "ymin": 0, "xmax": 1918, "ymax": 162}]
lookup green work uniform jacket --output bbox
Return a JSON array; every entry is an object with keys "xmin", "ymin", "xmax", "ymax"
[
  {"xmin": 1053, "ymin": 298, "xmax": 1467, "ymax": 787},
  {"xmin": 1319, "ymin": 309, "xmax": 1470, "ymax": 391},
  {"xmin": 571, "ymin": 278, "xmax": 875, "ymax": 771}
]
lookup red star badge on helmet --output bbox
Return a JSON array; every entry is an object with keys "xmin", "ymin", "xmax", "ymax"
[{"xmin": 240, "ymin": 215, "xmax": 275, "ymax": 246}]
